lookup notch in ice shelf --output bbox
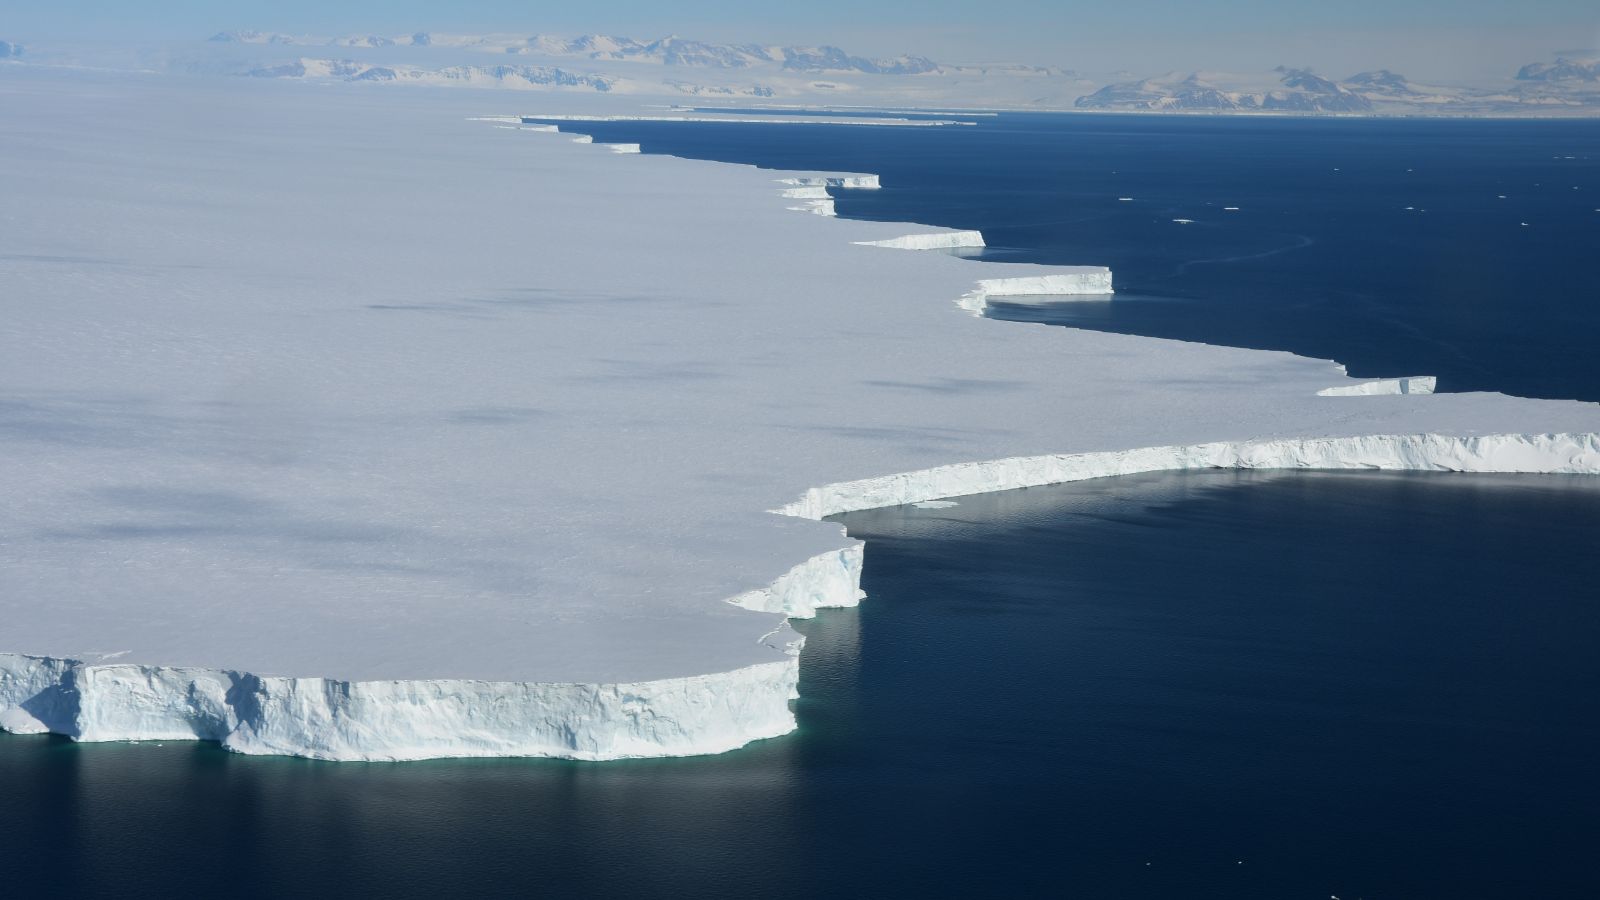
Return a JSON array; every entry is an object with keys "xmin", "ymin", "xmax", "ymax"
[
  {"xmin": 1318, "ymin": 376, "xmax": 1437, "ymax": 396},
  {"xmin": 855, "ymin": 231, "xmax": 986, "ymax": 251},
  {"xmin": 774, "ymin": 174, "xmax": 878, "ymax": 217},
  {"xmin": 957, "ymin": 270, "xmax": 1114, "ymax": 313},
  {"xmin": 775, "ymin": 175, "xmax": 880, "ymax": 190}
]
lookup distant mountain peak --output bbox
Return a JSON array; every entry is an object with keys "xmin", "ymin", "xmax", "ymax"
[
  {"xmin": 1345, "ymin": 70, "xmax": 1413, "ymax": 95},
  {"xmin": 1517, "ymin": 57, "xmax": 1600, "ymax": 82},
  {"xmin": 243, "ymin": 57, "xmax": 616, "ymax": 92},
  {"xmin": 1078, "ymin": 66, "xmax": 1372, "ymax": 113},
  {"xmin": 203, "ymin": 27, "xmax": 943, "ymax": 76}
]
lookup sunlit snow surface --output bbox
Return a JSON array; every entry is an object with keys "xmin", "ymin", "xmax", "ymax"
[{"xmin": 2, "ymin": 73, "xmax": 1597, "ymax": 759}]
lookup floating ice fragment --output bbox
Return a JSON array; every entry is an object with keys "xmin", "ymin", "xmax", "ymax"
[
  {"xmin": 1223, "ymin": 206, "xmax": 1240, "ymax": 211},
  {"xmin": 1172, "ymin": 218, "xmax": 1194, "ymax": 224},
  {"xmin": 1117, "ymin": 197, "xmax": 1134, "ymax": 201},
  {"xmin": 911, "ymin": 500, "xmax": 959, "ymax": 509}
]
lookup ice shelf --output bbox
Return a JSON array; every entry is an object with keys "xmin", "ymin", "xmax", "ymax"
[{"xmin": 2, "ymin": 74, "xmax": 1597, "ymax": 761}]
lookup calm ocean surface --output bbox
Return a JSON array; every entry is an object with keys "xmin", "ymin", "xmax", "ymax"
[
  {"xmin": 558, "ymin": 112, "xmax": 1600, "ymax": 402},
  {"xmin": 4, "ymin": 115, "xmax": 1598, "ymax": 898},
  {"xmin": 5, "ymin": 472, "xmax": 1600, "ymax": 898}
]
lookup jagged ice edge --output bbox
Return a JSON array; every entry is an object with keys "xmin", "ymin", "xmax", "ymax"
[{"xmin": 3, "ymin": 126, "xmax": 1596, "ymax": 762}]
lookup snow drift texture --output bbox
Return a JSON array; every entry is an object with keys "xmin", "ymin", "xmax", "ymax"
[{"xmin": 2, "ymin": 75, "xmax": 1597, "ymax": 760}]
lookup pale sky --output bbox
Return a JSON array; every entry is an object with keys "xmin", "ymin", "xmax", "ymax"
[{"xmin": 3, "ymin": 0, "xmax": 1596, "ymax": 83}]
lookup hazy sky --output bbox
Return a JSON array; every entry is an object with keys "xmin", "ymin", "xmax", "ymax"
[{"xmin": 4, "ymin": 0, "xmax": 1597, "ymax": 82}]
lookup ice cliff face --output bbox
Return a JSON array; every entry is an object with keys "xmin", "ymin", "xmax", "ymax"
[
  {"xmin": 773, "ymin": 433, "xmax": 1600, "ymax": 520},
  {"xmin": 0, "ymin": 651, "xmax": 802, "ymax": 761},
  {"xmin": 777, "ymin": 175, "xmax": 881, "ymax": 189},
  {"xmin": 776, "ymin": 174, "xmax": 880, "ymax": 216},
  {"xmin": 855, "ymin": 230, "xmax": 986, "ymax": 250},
  {"xmin": 1, "ymin": 537, "xmax": 863, "ymax": 762},
  {"xmin": 958, "ymin": 272, "xmax": 1114, "ymax": 312}
]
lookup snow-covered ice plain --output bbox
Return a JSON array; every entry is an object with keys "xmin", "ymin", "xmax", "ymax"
[{"xmin": 2, "ymin": 73, "xmax": 1598, "ymax": 760}]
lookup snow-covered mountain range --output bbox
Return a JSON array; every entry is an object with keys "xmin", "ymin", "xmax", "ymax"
[
  {"xmin": 211, "ymin": 30, "xmax": 941, "ymax": 75},
  {"xmin": 244, "ymin": 58, "xmax": 620, "ymax": 92},
  {"xmin": 5, "ymin": 26, "xmax": 1595, "ymax": 114},
  {"xmin": 1517, "ymin": 57, "xmax": 1600, "ymax": 82},
  {"xmin": 1076, "ymin": 62, "xmax": 1600, "ymax": 114},
  {"xmin": 1076, "ymin": 67, "xmax": 1373, "ymax": 112}
]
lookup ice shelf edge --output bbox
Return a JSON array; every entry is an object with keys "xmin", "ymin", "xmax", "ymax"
[
  {"xmin": 774, "ymin": 432, "xmax": 1600, "ymax": 520},
  {"xmin": 2, "ymin": 117, "xmax": 1594, "ymax": 763},
  {"xmin": 4, "ymin": 432, "xmax": 1595, "ymax": 761}
]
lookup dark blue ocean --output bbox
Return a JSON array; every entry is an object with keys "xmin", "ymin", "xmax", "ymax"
[
  {"xmin": 558, "ymin": 112, "xmax": 1600, "ymax": 402},
  {"xmin": 4, "ymin": 114, "xmax": 1599, "ymax": 899}
]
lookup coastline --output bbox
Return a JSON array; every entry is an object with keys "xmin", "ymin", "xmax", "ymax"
[{"xmin": 2, "ymin": 74, "xmax": 1597, "ymax": 760}]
